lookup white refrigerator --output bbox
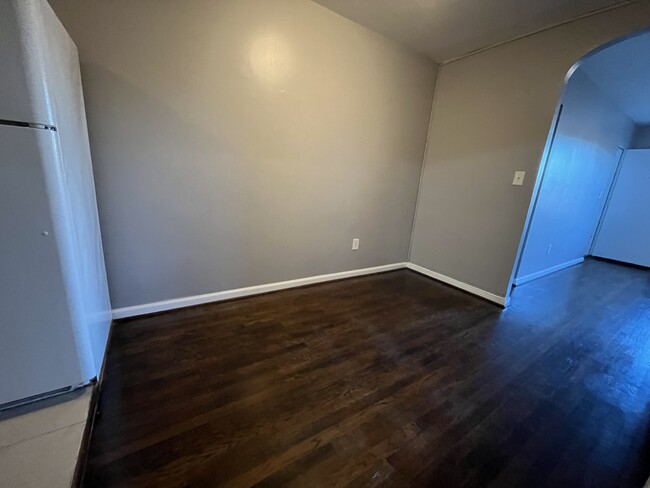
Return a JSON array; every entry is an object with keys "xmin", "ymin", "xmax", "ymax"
[{"xmin": 0, "ymin": 0, "xmax": 112, "ymax": 407}]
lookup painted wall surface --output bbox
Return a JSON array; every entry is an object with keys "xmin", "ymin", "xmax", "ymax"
[
  {"xmin": 631, "ymin": 125, "xmax": 650, "ymax": 148},
  {"xmin": 48, "ymin": 0, "xmax": 437, "ymax": 309},
  {"xmin": 515, "ymin": 70, "xmax": 634, "ymax": 283},
  {"xmin": 410, "ymin": 2, "xmax": 650, "ymax": 300},
  {"xmin": 579, "ymin": 32, "xmax": 650, "ymax": 125},
  {"xmin": 592, "ymin": 149, "xmax": 650, "ymax": 267}
]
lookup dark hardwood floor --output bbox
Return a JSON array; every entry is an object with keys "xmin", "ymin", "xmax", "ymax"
[{"xmin": 83, "ymin": 259, "xmax": 650, "ymax": 487}]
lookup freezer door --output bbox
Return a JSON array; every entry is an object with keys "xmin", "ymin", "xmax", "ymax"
[
  {"xmin": 0, "ymin": 125, "xmax": 84, "ymax": 406},
  {"xmin": 0, "ymin": 1, "xmax": 54, "ymax": 126}
]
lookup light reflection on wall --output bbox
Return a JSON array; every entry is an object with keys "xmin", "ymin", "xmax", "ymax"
[{"xmin": 249, "ymin": 34, "xmax": 292, "ymax": 88}]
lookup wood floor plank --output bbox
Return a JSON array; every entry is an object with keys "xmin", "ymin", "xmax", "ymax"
[{"xmin": 83, "ymin": 259, "xmax": 650, "ymax": 487}]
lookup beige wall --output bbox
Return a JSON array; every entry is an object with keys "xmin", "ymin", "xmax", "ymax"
[
  {"xmin": 48, "ymin": 0, "xmax": 437, "ymax": 309},
  {"xmin": 410, "ymin": 2, "xmax": 650, "ymax": 301}
]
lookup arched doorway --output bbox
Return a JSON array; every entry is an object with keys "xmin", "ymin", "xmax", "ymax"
[{"xmin": 508, "ymin": 28, "xmax": 650, "ymax": 294}]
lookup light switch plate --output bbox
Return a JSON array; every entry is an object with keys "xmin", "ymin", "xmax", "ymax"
[{"xmin": 513, "ymin": 171, "xmax": 526, "ymax": 186}]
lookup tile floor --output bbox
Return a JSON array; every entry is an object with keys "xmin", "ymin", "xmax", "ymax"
[{"xmin": 0, "ymin": 386, "xmax": 92, "ymax": 488}]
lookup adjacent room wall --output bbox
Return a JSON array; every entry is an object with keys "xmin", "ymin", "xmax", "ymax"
[
  {"xmin": 48, "ymin": 0, "xmax": 437, "ymax": 310},
  {"xmin": 592, "ymin": 149, "xmax": 650, "ymax": 267},
  {"xmin": 631, "ymin": 125, "xmax": 650, "ymax": 148},
  {"xmin": 409, "ymin": 2, "xmax": 650, "ymax": 301},
  {"xmin": 514, "ymin": 69, "xmax": 635, "ymax": 285}
]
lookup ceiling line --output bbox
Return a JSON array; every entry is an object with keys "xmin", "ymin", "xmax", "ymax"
[{"xmin": 439, "ymin": 0, "xmax": 636, "ymax": 66}]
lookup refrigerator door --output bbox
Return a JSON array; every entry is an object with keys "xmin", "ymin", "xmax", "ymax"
[{"xmin": 0, "ymin": 124, "xmax": 85, "ymax": 406}]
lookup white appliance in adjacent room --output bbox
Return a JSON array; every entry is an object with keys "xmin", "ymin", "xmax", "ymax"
[
  {"xmin": 592, "ymin": 149, "xmax": 650, "ymax": 268},
  {"xmin": 0, "ymin": 0, "xmax": 111, "ymax": 407}
]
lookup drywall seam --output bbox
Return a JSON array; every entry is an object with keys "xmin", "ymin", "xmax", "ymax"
[{"xmin": 407, "ymin": 64, "xmax": 440, "ymax": 262}]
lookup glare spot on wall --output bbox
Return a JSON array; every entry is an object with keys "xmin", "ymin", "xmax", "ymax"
[{"xmin": 249, "ymin": 35, "xmax": 292, "ymax": 88}]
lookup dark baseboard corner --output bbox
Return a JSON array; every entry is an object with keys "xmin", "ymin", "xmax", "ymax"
[
  {"xmin": 72, "ymin": 318, "xmax": 116, "ymax": 487},
  {"xmin": 71, "ymin": 382, "xmax": 99, "ymax": 488}
]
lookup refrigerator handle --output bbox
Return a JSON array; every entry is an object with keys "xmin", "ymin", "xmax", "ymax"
[{"xmin": 0, "ymin": 118, "xmax": 57, "ymax": 131}]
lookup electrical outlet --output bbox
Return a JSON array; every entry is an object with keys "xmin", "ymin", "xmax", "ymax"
[
  {"xmin": 512, "ymin": 171, "xmax": 526, "ymax": 186},
  {"xmin": 352, "ymin": 238, "xmax": 360, "ymax": 251}
]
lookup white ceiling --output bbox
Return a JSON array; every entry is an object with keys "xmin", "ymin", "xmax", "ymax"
[
  {"xmin": 312, "ymin": 0, "xmax": 630, "ymax": 63},
  {"xmin": 580, "ymin": 32, "xmax": 650, "ymax": 124}
]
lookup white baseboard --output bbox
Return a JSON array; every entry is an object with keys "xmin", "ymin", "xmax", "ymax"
[
  {"xmin": 406, "ymin": 262, "xmax": 510, "ymax": 307},
  {"xmin": 513, "ymin": 257, "xmax": 584, "ymax": 287},
  {"xmin": 113, "ymin": 260, "xmax": 515, "ymax": 319},
  {"xmin": 112, "ymin": 263, "xmax": 407, "ymax": 319}
]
